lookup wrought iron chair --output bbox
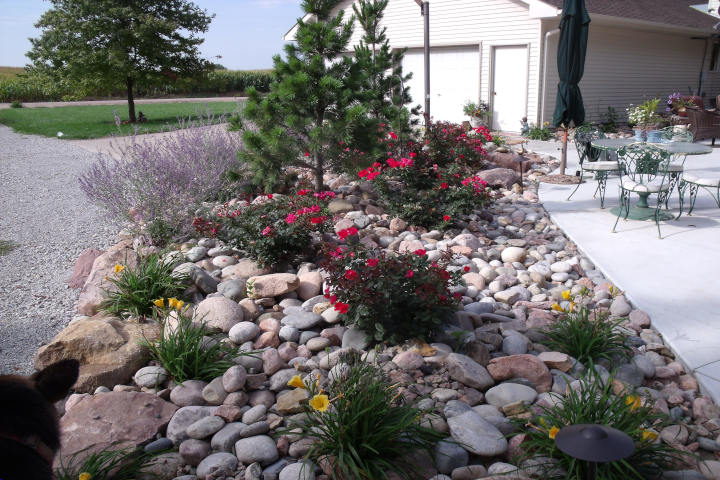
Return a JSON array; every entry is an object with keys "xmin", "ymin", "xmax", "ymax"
[
  {"xmin": 658, "ymin": 125, "xmax": 693, "ymax": 208},
  {"xmin": 678, "ymin": 172, "xmax": 720, "ymax": 217},
  {"xmin": 567, "ymin": 125, "xmax": 619, "ymax": 208},
  {"xmin": 612, "ymin": 144, "xmax": 673, "ymax": 238}
]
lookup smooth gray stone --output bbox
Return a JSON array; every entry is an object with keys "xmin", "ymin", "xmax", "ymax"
[
  {"xmin": 211, "ymin": 422, "xmax": 247, "ymax": 451},
  {"xmin": 281, "ymin": 311, "xmax": 324, "ymax": 330},
  {"xmin": 145, "ymin": 437, "xmax": 173, "ymax": 453},
  {"xmin": 434, "ymin": 439, "xmax": 469, "ymax": 474},
  {"xmin": 234, "ymin": 435, "xmax": 279, "ymax": 466}
]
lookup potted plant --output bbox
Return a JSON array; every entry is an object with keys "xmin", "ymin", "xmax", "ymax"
[
  {"xmin": 627, "ymin": 98, "xmax": 662, "ymax": 142},
  {"xmin": 463, "ymin": 100, "xmax": 490, "ymax": 128},
  {"xmin": 666, "ymin": 92, "xmax": 695, "ymax": 117}
]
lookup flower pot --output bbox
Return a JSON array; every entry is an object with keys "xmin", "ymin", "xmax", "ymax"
[
  {"xmin": 678, "ymin": 107, "xmax": 687, "ymax": 117},
  {"xmin": 646, "ymin": 129, "xmax": 662, "ymax": 143},
  {"xmin": 634, "ymin": 129, "xmax": 646, "ymax": 142},
  {"xmin": 470, "ymin": 116, "xmax": 482, "ymax": 128}
]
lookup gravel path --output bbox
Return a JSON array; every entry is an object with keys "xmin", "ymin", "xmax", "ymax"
[{"xmin": 0, "ymin": 125, "xmax": 117, "ymax": 375}]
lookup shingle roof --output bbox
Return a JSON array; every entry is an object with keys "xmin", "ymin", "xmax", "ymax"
[{"xmin": 541, "ymin": 0, "xmax": 719, "ymax": 31}]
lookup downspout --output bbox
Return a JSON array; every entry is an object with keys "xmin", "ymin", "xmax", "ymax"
[
  {"xmin": 697, "ymin": 37, "xmax": 709, "ymax": 97},
  {"xmin": 540, "ymin": 28, "xmax": 560, "ymax": 125}
]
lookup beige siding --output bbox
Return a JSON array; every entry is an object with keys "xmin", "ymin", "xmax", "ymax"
[
  {"xmin": 334, "ymin": 0, "xmax": 542, "ymax": 121},
  {"xmin": 541, "ymin": 23, "xmax": 711, "ymax": 125}
]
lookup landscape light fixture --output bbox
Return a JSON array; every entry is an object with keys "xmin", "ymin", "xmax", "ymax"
[{"xmin": 554, "ymin": 424, "xmax": 635, "ymax": 480}]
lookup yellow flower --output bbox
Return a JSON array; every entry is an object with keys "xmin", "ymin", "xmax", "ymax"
[
  {"xmin": 551, "ymin": 303, "xmax": 564, "ymax": 312},
  {"xmin": 114, "ymin": 264, "xmax": 125, "ymax": 273},
  {"xmin": 167, "ymin": 297, "xmax": 177, "ymax": 309},
  {"xmin": 561, "ymin": 290, "xmax": 572, "ymax": 301},
  {"xmin": 153, "ymin": 298, "xmax": 165, "ymax": 308},
  {"xmin": 625, "ymin": 395, "xmax": 642, "ymax": 411},
  {"xmin": 174, "ymin": 299, "xmax": 185, "ymax": 311},
  {"xmin": 548, "ymin": 426, "xmax": 560, "ymax": 439},
  {"xmin": 569, "ymin": 302, "xmax": 576, "ymax": 311},
  {"xmin": 642, "ymin": 429, "xmax": 658, "ymax": 441},
  {"xmin": 79, "ymin": 473, "xmax": 92, "ymax": 480},
  {"xmin": 287, "ymin": 375, "xmax": 306, "ymax": 389},
  {"xmin": 309, "ymin": 394, "xmax": 329, "ymax": 412}
]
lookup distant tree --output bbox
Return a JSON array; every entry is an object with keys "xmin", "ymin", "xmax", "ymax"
[
  {"xmin": 27, "ymin": 0, "xmax": 214, "ymax": 122},
  {"xmin": 239, "ymin": 0, "xmax": 376, "ymax": 192},
  {"xmin": 353, "ymin": 0, "xmax": 418, "ymax": 138},
  {"xmin": 212, "ymin": 63, "xmax": 228, "ymax": 70}
]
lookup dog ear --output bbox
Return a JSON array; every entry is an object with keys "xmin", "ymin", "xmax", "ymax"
[{"xmin": 31, "ymin": 359, "xmax": 80, "ymax": 403}]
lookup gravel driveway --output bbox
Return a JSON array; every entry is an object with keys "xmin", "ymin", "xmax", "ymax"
[{"xmin": 0, "ymin": 125, "xmax": 117, "ymax": 375}]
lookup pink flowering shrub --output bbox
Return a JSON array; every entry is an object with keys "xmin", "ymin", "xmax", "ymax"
[
  {"xmin": 196, "ymin": 190, "xmax": 334, "ymax": 267},
  {"xmin": 322, "ymin": 245, "xmax": 463, "ymax": 343}
]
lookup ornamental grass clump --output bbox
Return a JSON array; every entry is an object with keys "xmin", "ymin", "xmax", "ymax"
[
  {"xmin": 200, "ymin": 190, "xmax": 334, "ymax": 267},
  {"xmin": 283, "ymin": 354, "xmax": 445, "ymax": 480},
  {"xmin": 542, "ymin": 288, "xmax": 631, "ymax": 365},
  {"xmin": 144, "ymin": 309, "xmax": 253, "ymax": 383},
  {"xmin": 99, "ymin": 254, "xmax": 188, "ymax": 320},
  {"xmin": 515, "ymin": 371, "xmax": 688, "ymax": 479},
  {"xmin": 78, "ymin": 113, "xmax": 244, "ymax": 243},
  {"xmin": 55, "ymin": 445, "xmax": 158, "ymax": 480},
  {"xmin": 322, "ymin": 246, "xmax": 462, "ymax": 343}
]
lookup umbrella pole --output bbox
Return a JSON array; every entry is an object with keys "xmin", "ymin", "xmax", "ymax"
[{"xmin": 560, "ymin": 127, "xmax": 568, "ymax": 175}]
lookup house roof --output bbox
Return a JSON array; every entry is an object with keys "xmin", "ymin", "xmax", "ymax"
[{"xmin": 541, "ymin": 0, "xmax": 719, "ymax": 31}]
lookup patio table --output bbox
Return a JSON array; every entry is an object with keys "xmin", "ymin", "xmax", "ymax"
[{"xmin": 590, "ymin": 139, "xmax": 713, "ymax": 221}]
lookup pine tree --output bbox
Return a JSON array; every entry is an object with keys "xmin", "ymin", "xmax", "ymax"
[
  {"xmin": 239, "ymin": 0, "xmax": 375, "ymax": 192},
  {"xmin": 353, "ymin": 0, "xmax": 419, "ymax": 139}
]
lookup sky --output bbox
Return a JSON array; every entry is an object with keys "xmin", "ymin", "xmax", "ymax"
[{"xmin": 0, "ymin": 0, "xmax": 304, "ymax": 70}]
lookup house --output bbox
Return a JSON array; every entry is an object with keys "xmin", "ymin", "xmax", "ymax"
[{"xmin": 284, "ymin": 0, "xmax": 720, "ymax": 131}]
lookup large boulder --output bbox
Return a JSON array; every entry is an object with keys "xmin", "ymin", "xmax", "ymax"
[
  {"xmin": 57, "ymin": 391, "xmax": 177, "ymax": 465},
  {"xmin": 68, "ymin": 248, "xmax": 105, "ymax": 289},
  {"xmin": 475, "ymin": 168, "xmax": 521, "ymax": 190},
  {"xmin": 77, "ymin": 240, "xmax": 139, "ymax": 315},
  {"xmin": 34, "ymin": 314, "xmax": 160, "ymax": 392}
]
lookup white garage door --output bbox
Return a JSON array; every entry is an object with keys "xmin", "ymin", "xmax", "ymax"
[{"xmin": 402, "ymin": 45, "xmax": 480, "ymax": 124}]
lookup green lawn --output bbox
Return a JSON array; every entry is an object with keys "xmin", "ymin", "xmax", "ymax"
[{"xmin": 0, "ymin": 100, "xmax": 242, "ymax": 139}]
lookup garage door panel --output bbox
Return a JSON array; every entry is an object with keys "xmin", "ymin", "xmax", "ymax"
[{"xmin": 402, "ymin": 46, "xmax": 480, "ymax": 123}]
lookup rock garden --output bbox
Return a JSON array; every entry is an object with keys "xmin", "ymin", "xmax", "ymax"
[
  {"xmin": 39, "ymin": 119, "xmax": 720, "ymax": 480},
  {"xmin": 15, "ymin": 1, "xmax": 720, "ymax": 479}
]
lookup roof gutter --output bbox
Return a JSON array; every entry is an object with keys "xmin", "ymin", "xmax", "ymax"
[
  {"xmin": 591, "ymin": 13, "xmax": 716, "ymax": 36},
  {"xmin": 540, "ymin": 28, "xmax": 560, "ymax": 125}
]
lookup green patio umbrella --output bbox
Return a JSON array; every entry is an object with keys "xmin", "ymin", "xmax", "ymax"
[{"xmin": 553, "ymin": 0, "xmax": 590, "ymax": 175}]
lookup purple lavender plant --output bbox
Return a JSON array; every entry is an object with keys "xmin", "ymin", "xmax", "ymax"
[{"xmin": 79, "ymin": 113, "xmax": 245, "ymax": 241}]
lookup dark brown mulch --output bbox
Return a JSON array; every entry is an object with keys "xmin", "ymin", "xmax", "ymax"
[{"xmin": 536, "ymin": 174, "xmax": 581, "ymax": 185}]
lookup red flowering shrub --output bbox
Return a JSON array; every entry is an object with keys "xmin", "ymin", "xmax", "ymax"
[
  {"xmin": 425, "ymin": 122, "xmax": 492, "ymax": 169},
  {"xmin": 322, "ymin": 246, "xmax": 463, "ymax": 343},
  {"xmin": 355, "ymin": 123, "xmax": 493, "ymax": 229},
  {"xmin": 196, "ymin": 190, "xmax": 334, "ymax": 267}
]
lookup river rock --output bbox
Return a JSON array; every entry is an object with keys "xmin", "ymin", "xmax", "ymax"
[
  {"xmin": 447, "ymin": 410, "xmax": 508, "ymax": 456},
  {"xmin": 167, "ymin": 406, "xmax": 217, "ymax": 444},
  {"xmin": 195, "ymin": 296, "xmax": 245, "ymax": 332},
  {"xmin": 234, "ymin": 435, "xmax": 279, "ymax": 466},
  {"xmin": 247, "ymin": 273, "xmax": 300, "ymax": 298},
  {"xmin": 444, "ymin": 353, "xmax": 495, "ymax": 390},
  {"xmin": 485, "ymin": 383, "xmax": 537, "ymax": 407},
  {"xmin": 487, "ymin": 354, "xmax": 552, "ymax": 393},
  {"xmin": 197, "ymin": 452, "xmax": 239, "ymax": 478}
]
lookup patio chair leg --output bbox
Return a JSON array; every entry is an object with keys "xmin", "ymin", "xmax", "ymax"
[
  {"xmin": 612, "ymin": 189, "xmax": 628, "ymax": 233},
  {"xmin": 688, "ymin": 183, "xmax": 700, "ymax": 216},
  {"xmin": 714, "ymin": 186, "xmax": 720, "ymax": 208},
  {"xmin": 655, "ymin": 207, "xmax": 663, "ymax": 239},
  {"xmin": 677, "ymin": 182, "xmax": 685, "ymax": 219},
  {"xmin": 665, "ymin": 172, "xmax": 680, "ymax": 209},
  {"xmin": 566, "ymin": 170, "xmax": 584, "ymax": 202},
  {"xmin": 597, "ymin": 172, "xmax": 609, "ymax": 208}
]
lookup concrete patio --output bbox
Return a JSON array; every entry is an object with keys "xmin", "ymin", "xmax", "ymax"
[{"xmin": 526, "ymin": 138, "xmax": 720, "ymax": 403}]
